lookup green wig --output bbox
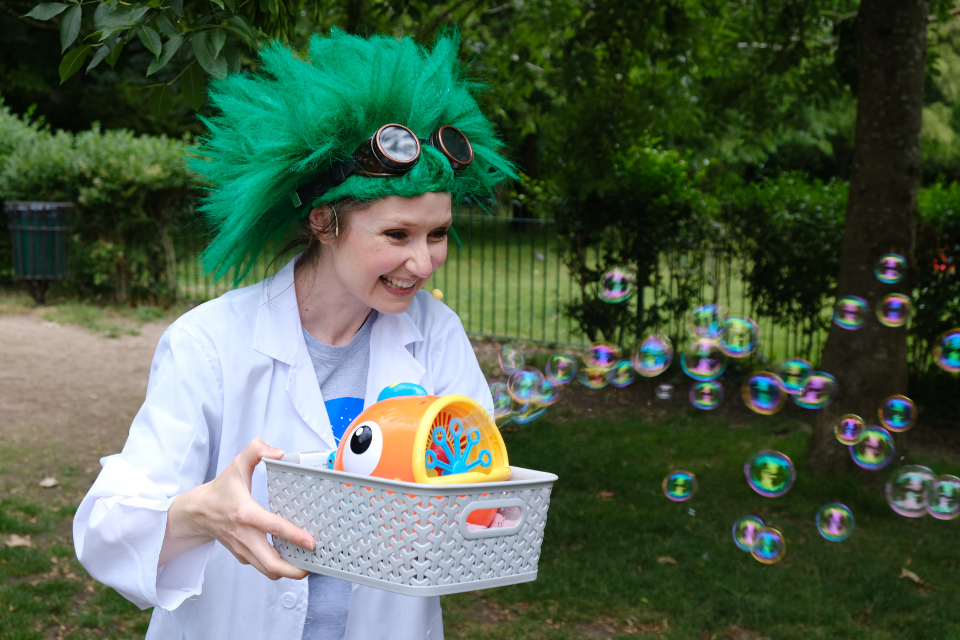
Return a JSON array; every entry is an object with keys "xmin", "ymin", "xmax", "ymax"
[{"xmin": 190, "ymin": 28, "xmax": 517, "ymax": 282}]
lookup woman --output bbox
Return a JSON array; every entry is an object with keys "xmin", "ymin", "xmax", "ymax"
[{"xmin": 74, "ymin": 29, "xmax": 515, "ymax": 640}]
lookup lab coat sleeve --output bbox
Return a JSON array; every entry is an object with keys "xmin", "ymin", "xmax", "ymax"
[
  {"xmin": 429, "ymin": 314, "xmax": 494, "ymax": 417},
  {"xmin": 74, "ymin": 323, "xmax": 224, "ymax": 611}
]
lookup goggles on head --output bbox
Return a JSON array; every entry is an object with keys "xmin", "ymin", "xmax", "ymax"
[{"xmin": 291, "ymin": 123, "xmax": 474, "ymax": 207}]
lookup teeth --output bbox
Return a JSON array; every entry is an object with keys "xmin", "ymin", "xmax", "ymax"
[{"xmin": 382, "ymin": 276, "xmax": 415, "ymax": 289}]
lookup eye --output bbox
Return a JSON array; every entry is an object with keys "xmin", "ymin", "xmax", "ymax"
[
  {"xmin": 385, "ymin": 229, "xmax": 407, "ymax": 240},
  {"xmin": 341, "ymin": 421, "xmax": 383, "ymax": 476},
  {"xmin": 429, "ymin": 227, "xmax": 449, "ymax": 240}
]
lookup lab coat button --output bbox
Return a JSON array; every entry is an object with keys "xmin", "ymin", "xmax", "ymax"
[{"xmin": 281, "ymin": 592, "xmax": 297, "ymax": 609}]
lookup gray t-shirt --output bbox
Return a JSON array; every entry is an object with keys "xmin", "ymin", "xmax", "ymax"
[{"xmin": 300, "ymin": 311, "xmax": 376, "ymax": 640}]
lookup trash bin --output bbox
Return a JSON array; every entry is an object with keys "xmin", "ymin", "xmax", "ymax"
[{"xmin": 4, "ymin": 201, "xmax": 73, "ymax": 304}]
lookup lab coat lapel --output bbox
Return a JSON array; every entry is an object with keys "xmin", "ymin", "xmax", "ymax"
[
  {"xmin": 253, "ymin": 259, "xmax": 336, "ymax": 448},
  {"xmin": 365, "ymin": 310, "xmax": 426, "ymax": 408}
]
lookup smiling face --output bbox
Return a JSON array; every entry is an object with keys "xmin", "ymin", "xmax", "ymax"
[{"xmin": 313, "ymin": 191, "xmax": 452, "ymax": 316}]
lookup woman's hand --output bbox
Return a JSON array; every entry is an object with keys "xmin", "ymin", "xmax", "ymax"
[{"xmin": 159, "ymin": 439, "xmax": 316, "ymax": 580}]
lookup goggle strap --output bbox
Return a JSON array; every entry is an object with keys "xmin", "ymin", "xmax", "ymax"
[{"xmin": 291, "ymin": 157, "xmax": 358, "ymax": 208}]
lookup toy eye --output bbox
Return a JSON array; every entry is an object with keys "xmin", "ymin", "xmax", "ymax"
[{"xmin": 342, "ymin": 421, "xmax": 383, "ymax": 476}]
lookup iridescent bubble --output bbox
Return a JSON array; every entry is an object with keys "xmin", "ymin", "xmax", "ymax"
[
  {"xmin": 689, "ymin": 381, "xmax": 724, "ymax": 410},
  {"xmin": 751, "ymin": 528, "xmax": 786, "ymax": 565},
  {"xmin": 719, "ymin": 316, "xmax": 760, "ymax": 358},
  {"xmin": 662, "ymin": 470, "xmax": 697, "ymax": 502},
  {"xmin": 878, "ymin": 394, "xmax": 917, "ymax": 433},
  {"xmin": 833, "ymin": 296, "xmax": 869, "ymax": 330},
  {"xmin": 689, "ymin": 304, "xmax": 726, "ymax": 341},
  {"xmin": 499, "ymin": 343, "xmax": 525, "ymax": 375},
  {"xmin": 834, "ymin": 414, "xmax": 865, "ymax": 445},
  {"xmin": 744, "ymin": 450, "xmax": 795, "ymax": 498},
  {"xmin": 927, "ymin": 475, "xmax": 960, "ymax": 520},
  {"xmin": 655, "ymin": 384, "xmax": 674, "ymax": 400},
  {"xmin": 732, "ymin": 515, "xmax": 765, "ymax": 552},
  {"xmin": 607, "ymin": 360, "xmax": 636, "ymax": 388},
  {"xmin": 877, "ymin": 294, "xmax": 912, "ymax": 328},
  {"xmin": 874, "ymin": 253, "xmax": 907, "ymax": 284},
  {"xmin": 585, "ymin": 342, "xmax": 620, "ymax": 372},
  {"xmin": 490, "ymin": 381, "xmax": 515, "ymax": 425},
  {"xmin": 849, "ymin": 426, "xmax": 895, "ymax": 470},
  {"xmin": 545, "ymin": 353, "xmax": 578, "ymax": 385},
  {"xmin": 507, "ymin": 367, "xmax": 544, "ymax": 404},
  {"xmin": 741, "ymin": 372, "xmax": 787, "ymax": 415},
  {"xmin": 577, "ymin": 367, "xmax": 608, "ymax": 389},
  {"xmin": 778, "ymin": 358, "xmax": 813, "ymax": 394},
  {"xmin": 512, "ymin": 403, "xmax": 548, "ymax": 425},
  {"xmin": 934, "ymin": 328, "xmax": 960, "ymax": 373},
  {"xmin": 885, "ymin": 465, "xmax": 935, "ymax": 518},
  {"xmin": 631, "ymin": 334, "xmax": 674, "ymax": 377},
  {"xmin": 598, "ymin": 264, "xmax": 637, "ymax": 304},
  {"xmin": 793, "ymin": 372, "xmax": 839, "ymax": 409},
  {"xmin": 680, "ymin": 339, "xmax": 727, "ymax": 381},
  {"xmin": 816, "ymin": 503, "xmax": 855, "ymax": 542},
  {"xmin": 535, "ymin": 378, "xmax": 561, "ymax": 406}
]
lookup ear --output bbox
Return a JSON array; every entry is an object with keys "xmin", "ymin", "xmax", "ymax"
[{"xmin": 309, "ymin": 205, "xmax": 337, "ymax": 244}]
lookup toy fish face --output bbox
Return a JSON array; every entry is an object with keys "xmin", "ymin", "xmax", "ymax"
[{"xmin": 334, "ymin": 394, "xmax": 510, "ymax": 484}]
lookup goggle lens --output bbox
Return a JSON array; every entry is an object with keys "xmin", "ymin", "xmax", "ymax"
[
  {"xmin": 439, "ymin": 126, "xmax": 473, "ymax": 165},
  {"xmin": 379, "ymin": 125, "xmax": 419, "ymax": 163}
]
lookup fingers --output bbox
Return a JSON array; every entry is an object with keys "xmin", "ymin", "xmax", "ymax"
[
  {"xmin": 232, "ymin": 536, "xmax": 310, "ymax": 581},
  {"xmin": 241, "ymin": 503, "xmax": 316, "ymax": 551},
  {"xmin": 236, "ymin": 438, "xmax": 284, "ymax": 471}
]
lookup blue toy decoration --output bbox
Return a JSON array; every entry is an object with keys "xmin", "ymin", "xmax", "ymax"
[
  {"xmin": 424, "ymin": 418, "xmax": 493, "ymax": 476},
  {"xmin": 377, "ymin": 382, "xmax": 429, "ymax": 402}
]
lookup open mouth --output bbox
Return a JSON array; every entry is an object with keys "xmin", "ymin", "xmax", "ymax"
[{"xmin": 380, "ymin": 275, "xmax": 418, "ymax": 294}]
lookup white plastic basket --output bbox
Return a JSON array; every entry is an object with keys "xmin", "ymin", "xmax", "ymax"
[{"xmin": 266, "ymin": 460, "xmax": 557, "ymax": 596}]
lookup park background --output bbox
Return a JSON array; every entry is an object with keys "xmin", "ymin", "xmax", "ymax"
[{"xmin": 1, "ymin": 0, "xmax": 959, "ymax": 638}]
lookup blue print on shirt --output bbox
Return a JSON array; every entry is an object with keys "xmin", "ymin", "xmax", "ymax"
[{"xmin": 325, "ymin": 397, "xmax": 364, "ymax": 444}]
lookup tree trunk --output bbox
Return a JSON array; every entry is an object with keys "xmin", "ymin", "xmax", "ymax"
[{"xmin": 807, "ymin": 0, "xmax": 929, "ymax": 477}]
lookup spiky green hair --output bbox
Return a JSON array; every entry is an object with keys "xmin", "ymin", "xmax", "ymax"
[{"xmin": 191, "ymin": 28, "xmax": 516, "ymax": 282}]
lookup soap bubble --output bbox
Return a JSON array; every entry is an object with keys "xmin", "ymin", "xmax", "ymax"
[
  {"xmin": 499, "ymin": 343, "xmax": 525, "ymax": 375},
  {"xmin": 546, "ymin": 353, "xmax": 578, "ymax": 385},
  {"xmin": 690, "ymin": 381, "xmax": 724, "ymax": 410},
  {"xmin": 934, "ymin": 328, "xmax": 960, "ymax": 373},
  {"xmin": 793, "ymin": 372, "xmax": 838, "ymax": 409},
  {"xmin": 885, "ymin": 465, "xmax": 935, "ymax": 518},
  {"xmin": 655, "ymin": 384, "xmax": 674, "ymax": 400},
  {"xmin": 878, "ymin": 394, "xmax": 917, "ymax": 433},
  {"xmin": 577, "ymin": 367, "xmax": 608, "ymax": 389},
  {"xmin": 741, "ymin": 372, "xmax": 787, "ymax": 415},
  {"xmin": 490, "ymin": 382, "xmax": 515, "ymax": 424},
  {"xmin": 833, "ymin": 296, "xmax": 869, "ymax": 330},
  {"xmin": 732, "ymin": 516, "xmax": 765, "ymax": 552},
  {"xmin": 834, "ymin": 414, "xmax": 865, "ymax": 445},
  {"xmin": 585, "ymin": 342, "xmax": 620, "ymax": 372},
  {"xmin": 607, "ymin": 360, "xmax": 636, "ymax": 388},
  {"xmin": 631, "ymin": 334, "xmax": 674, "ymax": 377},
  {"xmin": 816, "ymin": 503, "xmax": 855, "ymax": 542},
  {"xmin": 535, "ymin": 378, "xmax": 561, "ymax": 406},
  {"xmin": 751, "ymin": 528, "xmax": 786, "ymax": 565},
  {"xmin": 719, "ymin": 316, "xmax": 760, "ymax": 358},
  {"xmin": 507, "ymin": 367, "xmax": 544, "ymax": 404},
  {"xmin": 778, "ymin": 358, "xmax": 813, "ymax": 394},
  {"xmin": 874, "ymin": 253, "xmax": 907, "ymax": 284},
  {"xmin": 744, "ymin": 450, "xmax": 795, "ymax": 498},
  {"xmin": 927, "ymin": 475, "xmax": 960, "ymax": 520},
  {"xmin": 688, "ymin": 304, "xmax": 726, "ymax": 341},
  {"xmin": 662, "ymin": 470, "xmax": 698, "ymax": 502},
  {"xmin": 599, "ymin": 265, "xmax": 637, "ymax": 304},
  {"xmin": 849, "ymin": 426, "xmax": 895, "ymax": 470},
  {"xmin": 513, "ymin": 403, "xmax": 548, "ymax": 425},
  {"xmin": 877, "ymin": 294, "xmax": 911, "ymax": 328},
  {"xmin": 681, "ymin": 339, "xmax": 727, "ymax": 381}
]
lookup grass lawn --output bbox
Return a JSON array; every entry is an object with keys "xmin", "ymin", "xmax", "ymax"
[{"xmin": 3, "ymin": 408, "xmax": 957, "ymax": 639}]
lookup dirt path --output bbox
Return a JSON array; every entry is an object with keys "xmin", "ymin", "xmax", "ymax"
[{"xmin": 0, "ymin": 313, "xmax": 171, "ymax": 506}]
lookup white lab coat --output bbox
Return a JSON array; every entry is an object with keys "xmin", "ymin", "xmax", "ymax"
[{"xmin": 74, "ymin": 257, "xmax": 494, "ymax": 640}]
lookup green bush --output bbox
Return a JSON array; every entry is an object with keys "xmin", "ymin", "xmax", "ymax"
[{"xmin": 0, "ymin": 100, "xmax": 196, "ymax": 304}]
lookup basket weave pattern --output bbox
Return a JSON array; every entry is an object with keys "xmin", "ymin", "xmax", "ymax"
[{"xmin": 267, "ymin": 467, "xmax": 552, "ymax": 593}]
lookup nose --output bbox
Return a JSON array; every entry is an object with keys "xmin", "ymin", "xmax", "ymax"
[{"xmin": 404, "ymin": 237, "xmax": 434, "ymax": 279}]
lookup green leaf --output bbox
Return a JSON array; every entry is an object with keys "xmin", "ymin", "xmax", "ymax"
[
  {"xmin": 192, "ymin": 32, "xmax": 227, "ymax": 79},
  {"xmin": 171, "ymin": 0, "xmax": 183, "ymax": 17},
  {"xmin": 60, "ymin": 4, "xmax": 81, "ymax": 53},
  {"xmin": 155, "ymin": 11, "xmax": 179, "ymax": 37},
  {"xmin": 93, "ymin": 2, "xmax": 109, "ymax": 23},
  {"xmin": 86, "ymin": 44, "xmax": 111, "ymax": 72},
  {"xmin": 181, "ymin": 63, "xmax": 206, "ymax": 111},
  {"xmin": 24, "ymin": 2, "xmax": 68, "ymax": 20},
  {"xmin": 210, "ymin": 28, "xmax": 226, "ymax": 58},
  {"xmin": 147, "ymin": 84, "xmax": 173, "ymax": 118},
  {"xmin": 138, "ymin": 25, "xmax": 162, "ymax": 59},
  {"xmin": 104, "ymin": 39, "xmax": 123, "ymax": 68},
  {"xmin": 223, "ymin": 15, "xmax": 256, "ymax": 46},
  {"xmin": 222, "ymin": 0, "xmax": 236, "ymax": 11},
  {"xmin": 146, "ymin": 34, "xmax": 182, "ymax": 75},
  {"xmin": 59, "ymin": 45, "xmax": 90, "ymax": 83},
  {"xmin": 209, "ymin": 0, "xmax": 225, "ymax": 8}
]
